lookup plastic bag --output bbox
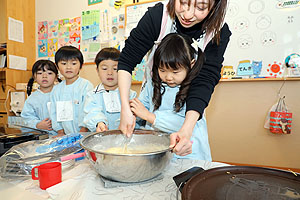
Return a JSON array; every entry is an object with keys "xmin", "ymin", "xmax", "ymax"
[
  {"xmin": 265, "ymin": 96, "xmax": 292, "ymax": 134},
  {"xmin": 0, "ymin": 133, "xmax": 83, "ymax": 180}
]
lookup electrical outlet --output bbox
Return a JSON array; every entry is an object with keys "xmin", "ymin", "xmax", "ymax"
[
  {"xmin": 16, "ymin": 83, "xmax": 27, "ymax": 90},
  {"xmin": 10, "ymin": 91, "xmax": 25, "ymax": 115},
  {"xmin": 16, "ymin": 82, "xmax": 40, "ymax": 90}
]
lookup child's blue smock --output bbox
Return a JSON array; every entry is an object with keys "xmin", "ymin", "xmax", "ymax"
[
  {"xmin": 50, "ymin": 77, "xmax": 93, "ymax": 134},
  {"xmin": 21, "ymin": 89, "xmax": 57, "ymax": 135},
  {"xmin": 82, "ymin": 84, "xmax": 137, "ymax": 132},
  {"xmin": 138, "ymin": 80, "xmax": 212, "ymax": 161}
]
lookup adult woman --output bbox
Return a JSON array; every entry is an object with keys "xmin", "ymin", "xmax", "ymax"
[{"xmin": 118, "ymin": 0, "xmax": 231, "ymax": 156}]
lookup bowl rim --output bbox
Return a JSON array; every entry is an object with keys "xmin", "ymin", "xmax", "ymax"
[{"xmin": 79, "ymin": 129, "xmax": 172, "ymax": 156}]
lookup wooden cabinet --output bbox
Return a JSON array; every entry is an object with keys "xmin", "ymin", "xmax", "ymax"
[{"xmin": 0, "ymin": 0, "xmax": 35, "ymax": 126}]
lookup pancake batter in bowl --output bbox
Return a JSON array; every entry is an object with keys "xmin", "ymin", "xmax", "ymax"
[{"xmin": 104, "ymin": 144, "xmax": 166, "ymax": 154}]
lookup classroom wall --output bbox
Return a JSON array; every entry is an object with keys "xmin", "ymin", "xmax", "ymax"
[{"xmin": 206, "ymin": 79, "xmax": 300, "ymax": 169}]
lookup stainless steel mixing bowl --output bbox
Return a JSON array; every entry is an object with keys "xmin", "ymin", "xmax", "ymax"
[{"xmin": 80, "ymin": 129, "xmax": 173, "ymax": 183}]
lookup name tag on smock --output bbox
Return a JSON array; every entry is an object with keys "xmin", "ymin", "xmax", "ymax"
[
  {"xmin": 103, "ymin": 91, "xmax": 121, "ymax": 113},
  {"xmin": 47, "ymin": 102, "xmax": 51, "ymax": 115},
  {"xmin": 56, "ymin": 101, "xmax": 73, "ymax": 121}
]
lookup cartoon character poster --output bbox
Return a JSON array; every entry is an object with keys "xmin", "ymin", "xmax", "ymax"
[
  {"xmin": 69, "ymin": 17, "xmax": 81, "ymax": 50},
  {"xmin": 48, "ymin": 20, "xmax": 59, "ymax": 39},
  {"xmin": 58, "ymin": 37, "xmax": 70, "ymax": 49},
  {"xmin": 58, "ymin": 19, "xmax": 70, "ymax": 38},
  {"xmin": 38, "ymin": 39, "xmax": 48, "ymax": 57},
  {"xmin": 69, "ymin": 37, "xmax": 80, "ymax": 49},
  {"xmin": 38, "ymin": 21, "xmax": 48, "ymax": 39},
  {"xmin": 69, "ymin": 17, "xmax": 81, "ymax": 37},
  {"xmin": 48, "ymin": 38, "xmax": 58, "ymax": 57}
]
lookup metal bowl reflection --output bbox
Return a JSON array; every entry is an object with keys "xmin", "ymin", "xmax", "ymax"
[{"xmin": 80, "ymin": 129, "xmax": 173, "ymax": 183}]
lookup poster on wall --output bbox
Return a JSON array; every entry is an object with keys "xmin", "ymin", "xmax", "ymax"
[
  {"xmin": 58, "ymin": 19, "xmax": 70, "ymax": 38},
  {"xmin": 81, "ymin": 10, "xmax": 100, "ymax": 40},
  {"xmin": 48, "ymin": 20, "xmax": 59, "ymax": 38},
  {"xmin": 88, "ymin": 0, "xmax": 102, "ymax": 6},
  {"xmin": 38, "ymin": 21, "xmax": 48, "ymax": 40},
  {"xmin": 81, "ymin": 10, "xmax": 101, "ymax": 62},
  {"xmin": 48, "ymin": 38, "xmax": 58, "ymax": 57},
  {"xmin": 38, "ymin": 39, "xmax": 48, "ymax": 57},
  {"xmin": 37, "ymin": 16, "xmax": 82, "ymax": 58}
]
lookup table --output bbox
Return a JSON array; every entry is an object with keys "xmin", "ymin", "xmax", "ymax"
[{"xmin": 0, "ymin": 159, "xmax": 229, "ymax": 200}]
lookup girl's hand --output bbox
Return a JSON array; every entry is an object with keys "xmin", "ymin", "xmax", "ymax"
[
  {"xmin": 129, "ymin": 98, "xmax": 155, "ymax": 123},
  {"xmin": 96, "ymin": 122, "xmax": 108, "ymax": 132},
  {"xmin": 53, "ymin": 129, "xmax": 66, "ymax": 138},
  {"xmin": 36, "ymin": 118, "xmax": 52, "ymax": 130},
  {"xmin": 119, "ymin": 107, "xmax": 136, "ymax": 137}
]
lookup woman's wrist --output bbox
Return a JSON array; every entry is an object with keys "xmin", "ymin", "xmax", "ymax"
[{"xmin": 180, "ymin": 110, "xmax": 200, "ymax": 138}]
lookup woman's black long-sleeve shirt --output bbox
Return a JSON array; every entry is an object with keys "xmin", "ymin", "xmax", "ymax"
[{"xmin": 118, "ymin": 3, "xmax": 232, "ymax": 119}]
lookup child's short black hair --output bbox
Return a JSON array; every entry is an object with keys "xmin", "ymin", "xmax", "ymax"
[
  {"xmin": 55, "ymin": 46, "xmax": 84, "ymax": 68},
  {"xmin": 94, "ymin": 47, "xmax": 120, "ymax": 68},
  {"xmin": 27, "ymin": 59, "xmax": 59, "ymax": 96},
  {"xmin": 32, "ymin": 59, "xmax": 58, "ymax": 77}
]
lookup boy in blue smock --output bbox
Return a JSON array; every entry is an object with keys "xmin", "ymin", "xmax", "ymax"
[
  {"xmin": 50, "ymin": 46, "xmax": 94, "ymax": 137},
  {"xmin": 130, "ymin": 33, "xmax": 211, "ymax": 161},
  {"xmin": 81, "ymin": 48, "xmax": 136, "ymax": 132}
]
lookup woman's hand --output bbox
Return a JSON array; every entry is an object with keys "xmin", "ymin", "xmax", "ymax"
[
  {"xmin": 118, "ymin": 70, "xmax": 136, "ymax": 137},
  {"xmin": 36, "ymin": 118, "xmax": 52, "ymax": 130},
  {"xmin": 130, "ymin": 98, "xmax": 155, "ymax": 124},
  {"xmin": 169, "ymin": 110, "xmax": 199, "ymax": 156},
  {"xmin": 119, "ymin": 106, "xmax": 136, "ymax": 137},
  {"xmin": 96, "ymin": 122, "xmax": 108, "ymax": 132},
  {"xmin": 169, "ymin": 131, "xmax": 193, "ymax": 156}
]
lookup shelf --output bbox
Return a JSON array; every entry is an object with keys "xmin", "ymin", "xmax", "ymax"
[
  {"xmin": 220, "ymin": 77, "xmax": 300, "ymax": 82},
  {"xmin": 0, "ymin": 48, "xmax": 6, "ymax": 54}
]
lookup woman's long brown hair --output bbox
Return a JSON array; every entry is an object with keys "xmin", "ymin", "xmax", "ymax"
[
  {"xmin": 167, "ymin": 0, "xmax": 228, "ymax": 44},
  {"xmin": 152, "ymin": 33, "xmax": 204, "ymax": 112}
]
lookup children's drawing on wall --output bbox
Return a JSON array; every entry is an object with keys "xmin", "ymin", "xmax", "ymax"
[
  {"xmin": 252, "ymin": 61, "xmax": 262, "ymax": 77},
  {"xmin": 48, "ymin": 38, "xmax": 58, "ymax": 57},
  {"xmin": 248, "ymin": 0, "xmax": 264, "ymax": 14},
  {"xmin": 48, "ymin": 20, "xmax": 59, "ymax": 38},
  {"xmin": 238, "ymin": 34, "xmax": 253, "ymax": 49},
  {"xmin": 58, "ymin": 19, "xmax": 70, "ymax": 38},
  {"xmin": 70, "ymin": 17, "xmax": 81, "ymax": 38},
  {"xmin": 267, "ymin": 61, "xmax": 283, "ymax": 77},
  {"xmin": 58, "ymin": 38, "xmax": 70, "ymax": 49},
  {"xmin": 237, "ymin": 60, "xmax": 253, "ymax": 77},
  {"xmin": 113, "ymin": 0, "xmax": 123, "ymax": 10},
  {"xmin": 277, "ymin": 0, "xmax": 300, "ymax": 9},
  {"xmin": 221, "ymin": 66, "xmax": 236, "ymax": 78},
  {"xmin": 69, "ymin": 17, "xmax": 81, "ymax": 50},
  {"xmin": 69, "ymin": 37, "xmax": 81, "ymax": 49},
  {"xmin": 261, "ymin": 31, "xmax": 276, "ymax": 46},
  {"xmin": 285, "ymin": 53, "xmax": 300, "ymax": 77},
  {"xmin": 256, "ymin": 14, "xmax": 271, "ymax": 29},
  {"xmin": 233, "ymin": 17, "xmax": 249, "ymax": 32},
  {"xmin": 119, "ymin": 14, "xmax": 125, "ymax": 29},
  {"xmin": 223, "ymin": 0, "xmax": 300, "ymax": 79},
  {"xmin": 226, "ymin": 2, "xmax": 239, "ymax": 18},
  {"xmin": 38, "ymin": 39, "xmax": 48, "ymax": 57},
  {"xmin": 38, "ymin": 21, "xmax": 48, "ymax": 39}
]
